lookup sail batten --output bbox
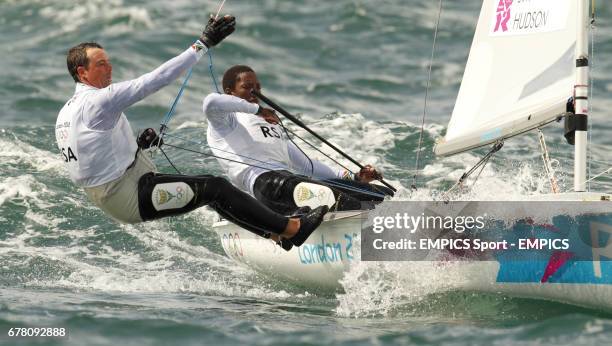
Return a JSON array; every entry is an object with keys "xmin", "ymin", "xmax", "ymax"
[{"xmin": 435, "ymin": 0, "xmax": 578, "ymax": 156}]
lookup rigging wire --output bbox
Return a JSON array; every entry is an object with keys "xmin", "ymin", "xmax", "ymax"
[
  {"xmin": 163, "ymin": 143, "xmax": 285, "ymax": 172},
  {"xmin": 280, "ymin": 121, "xmax": 354, "ymax": 173},
  {"xmin": 164, "ymin": 133, "xmax": 295, "ymax": 171},
  {"xmin": 582, "ymin": 167, "xmax": 611, "ymax": 185},
  {"xmin": 442, "ymin": 141, "xmax": 504, "ymax": 200},
  {"xmin": 412, "ymin": 0, "xmax": 444, "ymax": 191},
  {"xmin": 162, "ymin": 142, "xmax": 386, "ymax": 199},
  {"xmin": 164, "ymin": 134, "xmax": 383, "ymax": 197},
  {"xmin": 276, "ymin": 115, "xmax": 315, "ymax": 176}
]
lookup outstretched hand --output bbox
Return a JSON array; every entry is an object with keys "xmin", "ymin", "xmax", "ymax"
[
  {"xmin": 200, "ymin": 15, "xmax": 236, "ymax": 48},
  {"xmin": 356, "ymin": 164, "xmax": 382, "ymax": 183}
]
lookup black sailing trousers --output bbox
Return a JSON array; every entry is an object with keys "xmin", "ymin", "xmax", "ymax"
[
  {"xmin": 253, "ymin": 170, "xmax": 394, "ymax": 215},
  {"xmin": 138, "ymin": 173, "xmax": 288, "ymax": 237}
]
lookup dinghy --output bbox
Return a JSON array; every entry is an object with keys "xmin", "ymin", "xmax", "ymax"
[{"xmin": 213, "ymin": 0, "xmax": 612, "ymax": 309}]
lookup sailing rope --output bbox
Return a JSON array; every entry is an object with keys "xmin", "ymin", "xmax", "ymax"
[
  {"xmin": 155, "ymin": 0, "xmax": 227, "ymax": 145},
  {"xmin": 442, "ymin": 141, "xmax": 504, "ymax": 200},
  {"xmin": 207, "ymin": 50, "xmax": 221, "ymax": 93},
  {"xmin": 157, "ymin": 67, "xmax": 194, "ymax": 144},
  {"xmin": 537, "ymin": 129, "xmax": 560, "ymax": 193},
  {"xmin": 412, "ymin": 0, "xmax": 444, "ymax": 191}
]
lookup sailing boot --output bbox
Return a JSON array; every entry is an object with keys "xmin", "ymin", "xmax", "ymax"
[
  {"xmin": 290, "ymin": 206, "xmax": 312, "ymax": 217},
  {"xmin": 277, "ymin": 239, "xmax": 294, "ymax": 252},
  {"xmin": 289, "ymin": 205, "xmax": 329, "ymax": 247}
]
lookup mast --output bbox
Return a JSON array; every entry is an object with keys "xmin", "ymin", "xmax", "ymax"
[{"xmin": 574, "ymin": 0, "xmax": 589, "ymax": 192}]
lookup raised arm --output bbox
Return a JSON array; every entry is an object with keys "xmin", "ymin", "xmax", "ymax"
[
  {"xmin": 84, "ymin": 15, "xmax": 236, "ymax": 130},
  {"xmin": 86, "ymin": 47, "xmax": 202, "ymax": 128}
]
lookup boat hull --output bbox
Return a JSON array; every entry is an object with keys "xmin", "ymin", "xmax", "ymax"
[{"xmin": 214, "ymin": 195, "xmax": 612, "ymax": 309}]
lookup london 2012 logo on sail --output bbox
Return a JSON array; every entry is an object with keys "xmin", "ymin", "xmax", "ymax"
[
  {"xmin": 494, "ymin": 0, "xmax": 513, "ymax": 32},
  {"xmin": 491, "ymin": 0, "xmax": 570, "ymax": 36}
]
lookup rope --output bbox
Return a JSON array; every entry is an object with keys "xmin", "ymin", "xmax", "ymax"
[
  {"xmin": 412, "ymin": 0, "xmax": 444, "ymax": 191},
  {"xmin": 159, "ymin": 146, "xmax": 182, "ymax": 174},
  {"xmin": 155, "ymin": 0, "xmax": 226, "ymax": 149},
  {"xmin": 214, "ymin": 0, "xmax": 227, "ymax": 20},
  {"xmin": 537, "ymin": 129, "xmax": 560, "ymax": 193},
  {"xmin": 207, "ymin": 50, "xmax": 220, "ymax": 93},
  {"xmin": 159, "ymin": 67, "xmax": 194, "ymax": 140}
]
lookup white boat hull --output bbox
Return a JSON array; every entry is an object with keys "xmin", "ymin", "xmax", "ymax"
[
  {"xmin": 215, "ymin": 211, "xmax": 362, "ymax": 290},
  {"xmin": 214, "ymin": 193, "xmax": 612, "ymax": 309}
]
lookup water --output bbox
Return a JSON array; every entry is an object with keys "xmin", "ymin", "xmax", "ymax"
[{"xmin": 1, "ymin": 0, "xmax": 611, "ymax": 345}]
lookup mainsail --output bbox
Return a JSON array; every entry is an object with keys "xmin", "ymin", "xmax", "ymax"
[{"xmin": 435, "ymin": 0, "xmax": 579, "ymax": 156}]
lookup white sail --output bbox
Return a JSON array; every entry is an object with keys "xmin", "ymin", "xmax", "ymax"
[{"xmin": 435, "ymin": 0, "xmax": 579, "ymax": 156}]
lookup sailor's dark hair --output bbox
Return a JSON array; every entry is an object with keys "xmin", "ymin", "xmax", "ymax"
[
  {"xmin": 67, "ymin": 42, "xmax": 103, "ymax": 83},
  {"xmin": 222, "ymin": 65, "xmax": 255, "ymax": 93}
]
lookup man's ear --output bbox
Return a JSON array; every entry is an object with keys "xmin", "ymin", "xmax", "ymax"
[
  {"xmin": 77, "ymin": 66, "xmax": 87, "ymax": 82},
  {"xmin": 224, "ymin": 88, "xmax": 232, "ymax": 95}
]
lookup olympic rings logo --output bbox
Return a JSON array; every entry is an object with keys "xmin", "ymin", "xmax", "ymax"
[{"xmin": 175, "ymin": 186, "xmax": 184, "ymax": 200}]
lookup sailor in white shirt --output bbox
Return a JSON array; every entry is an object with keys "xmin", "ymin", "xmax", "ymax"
[
  {"xmin": 55, "ymin": 16, "xmax": 327, "ymax": 249},
  {"xmin": 202, "ymin": 65, "xmax": 394, "ymax": 215}
]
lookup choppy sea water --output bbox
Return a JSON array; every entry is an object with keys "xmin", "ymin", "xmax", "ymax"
[{"xmin": 1, "ymin": 0, "xmax": 611, "ymax": 345}]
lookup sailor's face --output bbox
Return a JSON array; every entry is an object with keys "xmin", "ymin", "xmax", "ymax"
[
  {"xmin": 230, "ymin": 71, "xmax": 260, "ymax": 104},
  {"xmin": 78, "ymin": 48, "xmax": 113, "ymax": 88}
]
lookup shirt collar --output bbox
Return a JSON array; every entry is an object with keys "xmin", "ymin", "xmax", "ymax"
[{"xmin": 75, "ymin": 82, "xmax": 98, "ymax": 93}]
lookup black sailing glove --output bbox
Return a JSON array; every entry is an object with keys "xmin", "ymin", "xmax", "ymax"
[
  {"xmin": 199, "ymin": 15, "xmax": 236, "ymax": 48},
  {"xmin": 137, "ymin": 128, "xmax": 163, "ymax": 149}
]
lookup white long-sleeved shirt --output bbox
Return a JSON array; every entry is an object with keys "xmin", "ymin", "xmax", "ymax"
[
  {"xmin": 56, "ymin": 45, "xmax": 204, "ymax": 187},
  {"xmin": 202, "ymin": 93, "xmax": 347, "ymax": 194}
]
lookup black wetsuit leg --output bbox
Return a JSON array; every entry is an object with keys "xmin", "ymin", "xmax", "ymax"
[
  {"xmin": 138, "ymin": 173, "xmax": 288, "ymax": 237},
  {"xmin": 253, "ymin": 171, "xmax": 394, "ymax": 214}
]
